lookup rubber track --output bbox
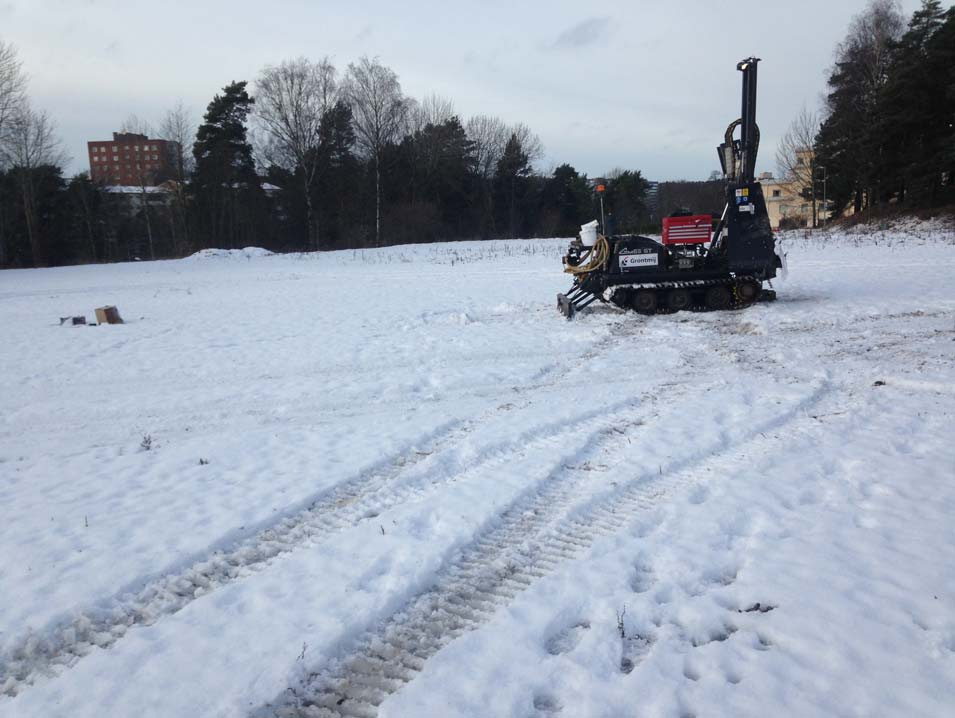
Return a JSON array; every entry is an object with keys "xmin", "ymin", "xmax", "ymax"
[{"xmin": 604, "ymin": 275, "xmax": 761, "ymax": 314}]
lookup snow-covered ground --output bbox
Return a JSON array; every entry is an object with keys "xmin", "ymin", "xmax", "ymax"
[{"xmin": 0, "ymin": 225, "xmax": 953, "ymax": 717}]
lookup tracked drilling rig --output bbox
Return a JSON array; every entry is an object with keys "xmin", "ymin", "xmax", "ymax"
[{"xmin": 558, "ymin": 57, "xmax": 784, "ymax": 318}]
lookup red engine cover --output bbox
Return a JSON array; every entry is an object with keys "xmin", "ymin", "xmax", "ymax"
[{"xmin": 662, "ymin": 215, "xmax": 713, "ymax": 245}]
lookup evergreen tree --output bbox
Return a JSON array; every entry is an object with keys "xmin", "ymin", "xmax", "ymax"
[
  {"xmin": 0, "ymin": 164, "xmax": 67, "ymax": 266},
  {"xmin": 815, "ymin": 0, "xmax": 905, "ymax": 215},
  {"xmin": 414, "ymin": 117, "xmax": 476, "ymax": 237},
  {"xmin": 604, "ymin": 170, "xmax": 649, "ymax": 233},
  {"xmin": 314, "ymin": 100, "xmax": 360, "ymax": 248},
  {"xmin": 540, "ymin": 164, "xmax": 590, "ymax": 236},
  {"xmin": 494, "ymin": 134, "xmax": 531, "ymax": 238},
  {"xmin": 66, "ymin": 172, "xmax": 104, "ymax": 263},
  {"xmin": 814, "ymin": 62, "xmax": 855, "ymax": 216},
  {"xmin": 192, "ymin": 81, "xmax": 265, "ymax": 248},
  {"xmin": 877, "ymin": 0, "xmax": 948, "ymax": 204},
  {"xmin": 921, "ymin": 5, "xmax": 955, "ymax": 202},
  {"xmin": 934, "ymin": 8, "xmax": 955, "ymax": 197}
]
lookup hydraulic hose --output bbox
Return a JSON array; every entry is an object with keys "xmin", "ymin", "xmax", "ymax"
[
  {"xmin": 723, "ymin": 118, "xmax": 760, "ymax": 183},
  {"xmin": 564, "ymin": 234, "xmax": 610, "ymax": 276}
]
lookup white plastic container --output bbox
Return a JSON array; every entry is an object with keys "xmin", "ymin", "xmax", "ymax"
[{"xmin": 579, "ymin": 220, "xmax": 599, "ymax": 247}]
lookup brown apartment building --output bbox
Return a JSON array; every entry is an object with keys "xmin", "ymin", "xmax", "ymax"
[{"xmin": 88, "ymin": 132, "xmax": 179, "ymax": 186}]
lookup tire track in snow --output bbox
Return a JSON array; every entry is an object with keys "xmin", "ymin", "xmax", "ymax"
[
  {"xmin": 0, "ymin": 417, "xmax": 467, "ymax": 697},
  {"xmin": 255, "ymin": 380, "xmax": 831, "ymax": 718},
  {"xmin": 774, "ymin": 308, "xmax": 955, "ymax": 333},
  {"xmin": 0, "ymin": 326, "xmax": 635, "ymax": 698}
]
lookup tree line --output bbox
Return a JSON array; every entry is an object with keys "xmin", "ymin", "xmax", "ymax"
[
  {"xmin": 0, "ymin": 50, "xmax": 653, "ymax": 268},
  {"xmin": 777, "ymin": 0, "xmax": 955, "ymax": 223}
]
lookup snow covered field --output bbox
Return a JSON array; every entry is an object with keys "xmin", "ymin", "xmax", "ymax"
[{"xmin": 1, "ymin": 225, "xmax": 954, "ymax": 717}]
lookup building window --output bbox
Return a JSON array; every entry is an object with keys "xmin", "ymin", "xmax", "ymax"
[
  {"xmin": 113, "ymin": 155, "xmax": 119, "ymax": 161},
  {"xmin": 772, "ymin": 189, "xmax": 781, "ymax": 198}
]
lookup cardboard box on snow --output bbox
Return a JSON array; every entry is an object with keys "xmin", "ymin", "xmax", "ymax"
[{"xmin": 95, "ymin": 306, "xmax": 124, "ymax": 324}]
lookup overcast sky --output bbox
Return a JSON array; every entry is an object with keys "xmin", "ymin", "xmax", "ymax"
[{"xmin": 2, "ymin": 0, "xmax": 923, "ymax": 181}]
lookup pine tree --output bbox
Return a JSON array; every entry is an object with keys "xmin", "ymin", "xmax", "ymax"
[
  {"xmin": 314, "ymin": 100, "xmax": 360, "ymax": 248},
  {"xmin": 877, "ymin": 0, "xmax": 947, "ymax": 204},
  {"xmin": 415, "ymin": 117, "xmax": 476, "ymax": 236},
  {"xmin": 604, "ymin": 170, "xmax": 649, "ymax": 233},
  {"xmin": 540, "ymin": 164, "xmax": 590, "ymax": 236},
  {"xmin": 192, "ymin": 81, "xmax": 264, "ymax": 248},
  {"xmin": 66, "ymin": 172, "xmax": 103, "ymax": 262},
  {"xmin": 924, "ymin": 6, "xmax": 955, "ymax": 202},
  {"xmin": 494, "ymin": 134, "xmax": 531, "ymax": 238},
  {"xmin": 815, "ymin": 67, "xmax": 860, "ymax": 216},
  {"xmin": 815, "ymin": 0, "xmax": 905, "ymax": 215}
]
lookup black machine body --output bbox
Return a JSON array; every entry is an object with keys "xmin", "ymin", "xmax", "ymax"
[{"xmin": 558, "ymin": 58, "xmax": 783, "ymax": 318}]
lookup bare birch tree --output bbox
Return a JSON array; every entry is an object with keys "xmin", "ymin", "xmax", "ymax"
[
  {"xmin": 846, "ymin": 0, "xmax": 905, "ymax": 98},
  {"xmin": 159, "ymin": 99, "xmax": 196, "ymax": 253},
  {"xmin": 464, "ymin": 115, "xmax": 543, "ymax": 236},
  {"xmin": 0, "ymin": 40, "xmax": 27, "ymax": 264},
  {"xmin": 0, "ymin": 106, "xmax": 65, "ymax": 266},
  {"xmin": 345, "ymin": 56, "xmax": 407, "ymax": 247},
  {"xmin": 508, "ymin": 122, "xmax": 544, "ymax": 169},
  {"xmin": 254, "ymin": 57, "xmax": 336, "ymax": 250},
  {"xmin": 409, "ymin": 93, "xmax": 455, "ymax": 134},
  {"xmin": 465, "ymin": 114, "xmax": 508, "ymax": 235},
  {"xmin": 776, "ymin": 106, "xmax": 820, "ymax": 226},
  {"xmin": 120, "ymin": 114, "xmax": 152, "ymax": 136},
  {"xmin": 0, "ymin": 40, "xmax": 26, "ymax": 157},
  {"xmin": 119, "ymin": 114, "xmax": 158, "ymax": 258},
  {"xmin": 466, "ymin": 114, "xmax": 508, "ymax": 180},
  {"xmin": 159, "ymin": 101, "xmax": 195, "ymax": 178},
  {"xmin": 465, "ymin": 115, "xmax": 544, "ymax": 178}
]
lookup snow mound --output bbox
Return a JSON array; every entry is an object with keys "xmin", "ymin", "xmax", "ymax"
[{"xmin": 187, "ymin": 246, "xmax": 273, "ymax": 261}]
